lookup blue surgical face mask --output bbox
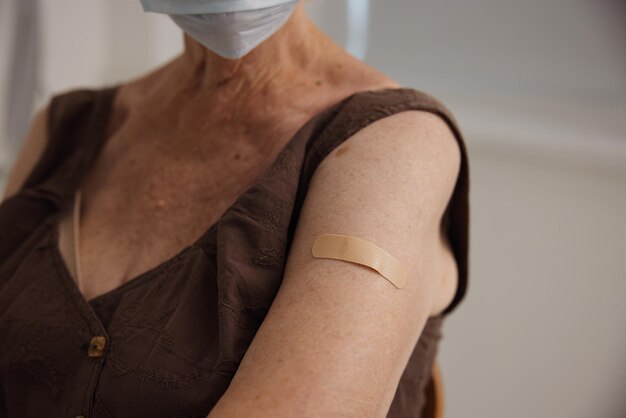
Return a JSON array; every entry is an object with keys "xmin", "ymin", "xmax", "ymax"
[{"xmin": 141, "ymin": 0, "xmax": 301, "ymax": 59}]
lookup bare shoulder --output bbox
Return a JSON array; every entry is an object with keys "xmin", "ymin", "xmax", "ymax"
[
  {"xmin": 318, "ymin": 109, "xmax": 462, "ymax": 219},
  {"xmin": 315, "ymin": 108, "xmax": 462, "ymax": 312},
  {"xmin": 316, "ymin": 110, "xmax": 461, "ymax": 193},
  {"xmin": 2, "ymin": 105, "xmax": 49, "ymax": 200}
]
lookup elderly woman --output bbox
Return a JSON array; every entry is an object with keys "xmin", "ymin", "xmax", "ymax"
[{"xmin": 0, "ymin": 1, "xmax": 470, "ymax": 417}]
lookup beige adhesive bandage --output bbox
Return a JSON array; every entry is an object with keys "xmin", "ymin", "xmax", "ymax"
[{"xmin": 311, "ymin": 233, "xmax": 407, "ymax": 289}]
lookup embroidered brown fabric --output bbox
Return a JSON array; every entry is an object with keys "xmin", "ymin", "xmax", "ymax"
[{"xmin": 0, "ymin": 85, "xmax": 470, "ymax": 418}]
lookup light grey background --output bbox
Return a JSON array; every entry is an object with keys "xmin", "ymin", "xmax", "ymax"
[{"xmin": 0, "ymin": 1, "xmax": 625, "ymax": 417}]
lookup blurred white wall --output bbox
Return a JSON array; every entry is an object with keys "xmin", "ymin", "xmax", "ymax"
[
  {"xmin": 36, "ymin": 0, "xmax": 183, "ymax": 108},
  {"xmin": 0, "ymin": 1, "xmax": 625, "ymax": 417}
]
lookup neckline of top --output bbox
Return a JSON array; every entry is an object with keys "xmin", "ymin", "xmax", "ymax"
[{"xmin": 49, "ymin": 83, "xmax": 421, "ymax": 307}]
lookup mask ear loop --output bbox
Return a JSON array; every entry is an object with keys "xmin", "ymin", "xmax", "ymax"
[{"xmin": 73, "ymin": 189, "xmax": 84, "ymax": 293}]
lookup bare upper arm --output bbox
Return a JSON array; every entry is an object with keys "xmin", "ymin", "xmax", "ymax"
[
  {"xmin": 207, "ymin": 110, "xmax": 461, "ymax": 418},
  {"xmin": 2, "ymin": 106, "xmax": 49, "ymax": 200}
]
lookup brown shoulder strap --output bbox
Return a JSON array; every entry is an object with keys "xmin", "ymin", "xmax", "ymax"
[
  {"xmin": 23, "ymin": 86, "xmax": 118, "ymax": 206},
  {"xmin": 0, "ymin": 86, "xmax": 117, "ymax": 262}
]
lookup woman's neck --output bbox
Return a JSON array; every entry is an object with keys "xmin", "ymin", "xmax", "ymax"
[{"xmin": 176, "ymin": 3, "xmax": 334, "ymax": 102}]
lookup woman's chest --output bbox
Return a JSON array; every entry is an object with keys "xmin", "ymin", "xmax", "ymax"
[{"xmin": 71, "ymin": 121, "xmax": 301, "ymax": 300}]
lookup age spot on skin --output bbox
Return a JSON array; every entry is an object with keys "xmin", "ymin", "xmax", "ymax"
[{"xmin": 334, "ymin": 144, "xmax": 350, "ymax": 158}]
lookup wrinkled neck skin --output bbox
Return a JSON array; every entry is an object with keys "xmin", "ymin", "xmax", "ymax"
[
  {"xmin": 120, "ymin": 2, "xmax": 352, "ymax": 160},
  {"xmin": 172, "ymin": 2, "xmax": 335, "ymax": 109}
]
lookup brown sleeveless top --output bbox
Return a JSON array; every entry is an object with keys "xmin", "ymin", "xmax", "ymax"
[{"xmin": 0, "ymin": 85, "xmax": 470, "ymax": 418}]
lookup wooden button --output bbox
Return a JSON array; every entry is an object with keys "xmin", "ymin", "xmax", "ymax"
[{"xmin": 87, "ymin": 336, "xmax": 107, "ymax": 358}]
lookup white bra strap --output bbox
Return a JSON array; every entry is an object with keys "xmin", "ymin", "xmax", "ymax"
[{"xmin": 73, "ymin": 189, "xmax": 84, "ymax": 292}]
